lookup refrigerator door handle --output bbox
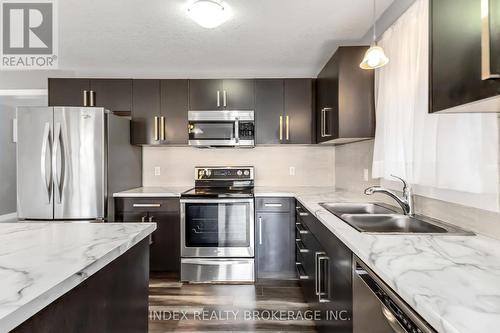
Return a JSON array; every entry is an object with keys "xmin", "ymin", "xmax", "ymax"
[
  {"xmin": 53, "ymin": 123, "xmax": 65, "ymax": 203},
  {"xmin": 40, "ymin": 122, "xmax": 52, "ymax": 203}
]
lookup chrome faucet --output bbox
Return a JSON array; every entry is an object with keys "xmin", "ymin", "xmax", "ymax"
[{"xmin": 364, "ymin": 175, "xmax": 414, "ymax": 216}]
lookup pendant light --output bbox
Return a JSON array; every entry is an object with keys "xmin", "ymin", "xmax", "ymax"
[{"xmin": 360, "ymin": 0, "xmax": 389, "ymax": 70}]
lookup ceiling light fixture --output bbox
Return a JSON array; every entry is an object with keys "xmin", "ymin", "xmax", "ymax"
[
  {"xmin": 187, "ymin": 0, "xmax": 228, "ymax": 29},
  {"xmin": 360, "ymin": 0, "xmax": 389, "ymax": 70}
]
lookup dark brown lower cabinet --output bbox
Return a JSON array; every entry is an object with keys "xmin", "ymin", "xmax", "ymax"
[
  {"xmin": 255, "ymin": 197, "xmax": 295, "ymax": 279},
  {"xmin": 115, "ymin": 197, "xmax": 180, "ymax": 274},
  {"xmin": 12, "ymin": 239, "xmax": 149, "ymax": 333},
  {"xmin": 295, "ymin": 201, "xmax": 353, "ymax": 333}
]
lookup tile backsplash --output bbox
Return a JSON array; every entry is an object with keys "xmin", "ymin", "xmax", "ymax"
[{"xmin": 143, "ymin": 146, "xmax": 335, "ymax": 187}]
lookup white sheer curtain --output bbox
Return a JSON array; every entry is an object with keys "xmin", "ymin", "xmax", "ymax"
[{"xmin": 373, "ymin": 0, "xmax": 499, "ymax": 198}]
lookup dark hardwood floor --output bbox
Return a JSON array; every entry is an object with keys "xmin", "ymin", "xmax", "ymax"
[{"xmin": 149, "ymin": 274, "xmax": 317, "ymax": 332}]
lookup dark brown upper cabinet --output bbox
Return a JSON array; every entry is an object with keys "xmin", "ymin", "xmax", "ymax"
[
  {"xmin": 255, "ymin": 79, "xmax": 283, "ymax": 144},
  {"xmin": 284, "ymin": 79, "xmax": 314, "ymax": 144},
  {"xmin": 430, "ymin": 0, "xmax": 500, "ymax": 113},
  {"xmin": 48, "ymin": 79, "xmax": 90, "ymax": 107},
  {"xmin": 315, "ymin": 46, "xmax": 375, "ymax": 144},
  {"xmin": 48, "ymin": 78, "xmax": 132, "ymax": 114},
  {"xmin": 255, "ymin": 79, "xmax": 314, "ymax": 144},
  {"xmin": 188, "ymin": 79, "xmax": 255, "ymax": 110},
  {"xmin": 131, "ymin": 79, "xmax": 161, "ymax": 145},
  {"xmin": 131, "ymin": 79, "xmax": 188, "ymax": 145},
  {"xmin": 89, "ymin": 79, "xmax": 132, "ymax": 113},
  {"xmin": 161, "ymin": 80, "xmax": 189, "ymax": 145}
]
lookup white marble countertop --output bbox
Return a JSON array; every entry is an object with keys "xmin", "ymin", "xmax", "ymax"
[
  {"xmin": 113, "ymin": 186, "xmax": 192, "ymax": 197},
  {"xmin": 0, "ymin": 222, "xmax": 156, "ymax": 332},
  {"xmin": 262, "ymin": 186, "xmax": 500, "ymax": 333}
]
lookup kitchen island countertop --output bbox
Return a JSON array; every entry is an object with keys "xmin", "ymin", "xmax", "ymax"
[{"xmin": 0, "ymin": 222, "xmax": 155, "ymax": 332}]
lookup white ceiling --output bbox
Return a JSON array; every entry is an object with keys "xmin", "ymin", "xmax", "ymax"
[{"xmin": 58, "ymin": 0, "xmax": 394, "ymax": 78}]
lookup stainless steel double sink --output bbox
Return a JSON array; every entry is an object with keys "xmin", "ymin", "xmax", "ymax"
[{"xmin": 319, "ymin": 203, "xmax": 474, "ymax": 235}]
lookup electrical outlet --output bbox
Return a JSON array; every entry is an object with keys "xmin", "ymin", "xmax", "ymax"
[
  {"xmin": 363, "ymin": 168, "xmax": 369, "ymax": 181},
  {"xmin": 289, "ymin": 166, "xmax": 296, "ymax": 176},
  {"xmin": 154, "ymin": 166, "xmax": 161, "ymax": 176}
]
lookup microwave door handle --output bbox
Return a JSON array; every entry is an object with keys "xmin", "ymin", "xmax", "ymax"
[{"xmin": 235, "ymin": 117, "xmax": 239, "ymax": 143}]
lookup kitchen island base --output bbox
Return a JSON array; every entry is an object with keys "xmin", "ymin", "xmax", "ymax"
[{"xmin": 12, "ymin": 239, "xmax": 149, "ymax": 333}]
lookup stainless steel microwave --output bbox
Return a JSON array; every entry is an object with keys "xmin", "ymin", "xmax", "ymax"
[{"xmin": 188, "ymin": 110, "xmax": 255, "ymax": 148}]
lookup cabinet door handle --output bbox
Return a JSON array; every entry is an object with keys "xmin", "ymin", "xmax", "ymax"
[
  {"xmin": 481, "ymin": 0, "xmax": 500, "ymax": 80},
  {"xmin": 315, "ymin": 251, "xmax": 325, "ymax": 296},
  {"xmin": 279, "ymin": 116, "xmax": 283, "ymax": 141},
  {"xmin": 83, "ymin": 90, "xmax": 88, "ymax": 106},
  {"xmin": 286, "ymin": 115, "xmax": 290, "ymax": 140},
  {"xmin": 148, "ymin": 216, "xmax": 154, "ymax": 245},
  {"xmin": 223, "ymin": 90, "xmax": 227, "ymax": 107},
  {"xmin": 321, "ymin": 108, "xmax": 325, "ymax": 137},
  {"xmin": 160, "ymin": 116, "xmax": 165, "ymax": 141},
  {"xmin": 153, "ymin": 116, "xmax": 159, "ymax": 141},
  {"xmin": 217, "ymin": 90, "xmax": 221, "ymax": 107},
  {"xmin": 318, "ymin": 255, "xmax": 330, "ymax": 303},
  {"xmin": 321, "ymin": 108, "xmax": 333, "ymax": 137},
  {"xmin": 258, "ymin": 217, "xmax": 263, "ymax": 245},
  {"xmin": 89, "ymin": 90, "xmax": 95, "ymax": 107}
]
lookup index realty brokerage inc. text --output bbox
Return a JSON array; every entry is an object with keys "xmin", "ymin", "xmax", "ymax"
[{"xmin": 150, "ymin": 310, "xmax": 351, "ymax": 322}]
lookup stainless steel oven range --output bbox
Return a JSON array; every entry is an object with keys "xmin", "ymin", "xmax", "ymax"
[{"xmin": 180, "ymin": 166, "xmax": 255, "ymax": 283}]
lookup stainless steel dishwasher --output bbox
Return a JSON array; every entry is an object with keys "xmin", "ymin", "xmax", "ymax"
[{"xmin": 352, "ymin": 255, "xmax": 436, "ymax": 333}]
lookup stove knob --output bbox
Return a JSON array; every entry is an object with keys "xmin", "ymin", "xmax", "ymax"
[
  {"xmin": 198, "ymin": 170, "xmax": 205, "ymax": 178},
  {"xmin": 205, "ymin": 169, "xmax": 211, "ymax": 177},
  {"xmin": 237, "ymin": 170, "xmax": 243, "ymax": 176},
  {"xmin": 244, "ymin": 170, "xmax": 250, "ymax": 176}
]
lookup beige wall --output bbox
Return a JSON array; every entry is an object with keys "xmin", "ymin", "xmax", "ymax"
[
  {"xmin": 143, "ymin": 146, "xmax": 335, "ymax": 187},
  {"xmin": 335, "ymin": 137, "xmax": 500, "ymax": 240}
]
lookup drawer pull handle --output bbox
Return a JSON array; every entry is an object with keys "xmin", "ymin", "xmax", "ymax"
[
  {"xmin": 264, "ymin": 203, "xmax": 283, "ymax": 207},
  {"xmin": 133, "ymin": 203, "xmax": 161, "ymax": 208},
  {"xmin": 296, "ymin": 223, "xmax": 309, "ymax": 234},
  {"xmin": 295, "ymin": 240, "xmax": 309, "ymax": 253},
  {"xmin": 296, "ymin": 207, "xmax": 309, "ymax": 216},
  {"xmin": 296, "ymin": 262, "xmax": 309, "ymax": 280}
]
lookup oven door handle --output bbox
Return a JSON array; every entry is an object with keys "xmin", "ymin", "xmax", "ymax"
[{"xmin": 180, "ymin": 198, "xmax": 254, "ymax": 204}]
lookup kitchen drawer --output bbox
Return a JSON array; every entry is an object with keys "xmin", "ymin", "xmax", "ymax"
[
  {"xmin": 256, "ymin": 197, "xmax": 292, "ymax": 212},
  {"xmin": 115, "ymin": 197, "xmax": 179, "ymax": 213},
  {"xmin": 295, "ymin": 201, "xmax": 317, "ymax": 228}
]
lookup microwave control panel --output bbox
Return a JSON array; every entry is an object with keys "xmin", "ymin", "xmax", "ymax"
[{"xmin": 238, "ymin": 122, "xmax": 255, "ymax": 140}]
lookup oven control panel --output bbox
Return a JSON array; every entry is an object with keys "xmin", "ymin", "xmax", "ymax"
[{"xmin": 195, "ymin": 167, "xmax": 254, "ymax": 180}]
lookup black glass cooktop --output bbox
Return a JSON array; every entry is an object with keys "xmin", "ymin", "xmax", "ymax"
[{"xmin": 181, "ymin": 187, "xmax": 254, "ymax": 198}]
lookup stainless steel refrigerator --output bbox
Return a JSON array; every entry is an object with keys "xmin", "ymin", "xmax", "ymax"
[{"xmin": 16, "ymin": 107, "xmax": 142, "ymax": 221}]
